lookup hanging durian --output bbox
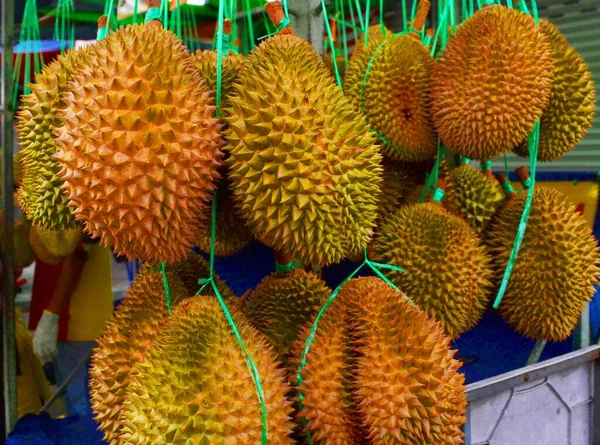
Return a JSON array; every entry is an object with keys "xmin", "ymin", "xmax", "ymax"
[
  {"xmin": 140, "ymin": 251, "xmax": 237, "ymax": 300},
  {"xmin": 28, "ymin": 225, "xmax": 83, "ymax": 265},
  {"xmin": 344, "ymin": 2, "xmax": 437, "ymax": 162},
  {"xmin": 444, "ymin": 160, "xmax": 504, "ymax": 233},
  {"xmin": 225, "ymin": 2, "xmax": 382, "ymax": 266},
  {"xmin": 16, "ymin": 46, "xmax": 96, "ymax": 230},
  {"xmin": 372, "ymin": 183, "xmax": 494, "ymax": 337},
  {"xmin": 118, "ymin": 297, "xmax": 295, "ymax": 444},
  {"xmin": 194, "ymin": 42, "xmax": 246, "ymax": 112},
  {"xmin": 292, "ymin": 277, "xmax": 466, "ymax": 444},
  {"xmin": 431, "ymin": 4, "xmax": 554, "ymax": 160},
  {"xmin": 54, "ymin": 14, "xmax": 224, "ymax": 264},
  {"xmin": 241, "ymin": 269, "xmax": 331, "ymax": 362},
  {"xmin": 487, "ymin": 167, "xmax": 600, "ymax": 341},
  {"xmin": 513, "ymin": 20, "xmax": 596, "ymax": 162},
  {"xmin": 90, "ymin": 270, "xmax": 188, "ymax": 443},
  {"xmin": 195, "ymin": 178, "xmax": 252, "ymax": 257}
]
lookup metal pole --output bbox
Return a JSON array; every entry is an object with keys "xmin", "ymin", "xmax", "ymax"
[
  {"xmin": 1, "ymin": 0, "xmax": 18, "ymax": 435},
  {"xmin": 288, "ymin": 0, "xmax": 323, "ymax": 55}
]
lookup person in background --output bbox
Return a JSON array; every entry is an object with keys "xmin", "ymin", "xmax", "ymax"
[{"xmin": 30, "ymin": 236, "xmax": 113, "ymax": 417}]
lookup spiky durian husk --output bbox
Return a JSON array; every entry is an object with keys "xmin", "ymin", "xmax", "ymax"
[
  {"xmin": 141, "ymin": 251, "xmax": 236, "ymax": 299},
  {"xmin": 514, "ymin": 20, "xmax": 596, "ymax": 161},
  {"xmin": 194, "ymin": 50, "xmax": 246, "ymax": 110},
  {"xmin": 16, "ymin": 48, "xmax": 93, "ymax": 230},
  {"xmin": 28, "ymin": 225, "xmax": 83, "ymax": 265},
  {"xmin": 445, "ymin": 165, "xmax": 504, "ymax": 233},
  {"xmin": 431, "ymin": 5, "xmax": 554, "ymax": 160},
  {"xmin": 373, "ymin": 203, "xmax": 493, "ymax": 338},
  {"xmin": 13, "ymin": 219, "xmax": 35, "ymax": 269},
  {"xmin": 242, "ymin": 269, "xmax": 331, "ymax": 361},
  {"xmin": 487, "ymin": 186, "xmax": 600, "ymax": 341},
  {"xmin": 344, "ymin": 33, "xmax": 437, "ymax": 162},
  {"xmin": 292, "ymin": 277, "xmax": 466, "ymax": 443},
  {"xmin": 196, "ymin": 180, "xmax": 252, "ymax": 257},
  {"xmin": 119, "ymin": 297, "xmax": 295, "ymax": 444},
  {"xmin": 225, "ymin": 34, "xmax": 382, "ymax": 266},
  {"xmin": 378, "ymin": 160, "xmax": 431, "ymax": 220},
  {"xmin": 90, "ymin": 270, "xmax": 188, "ymax": 442},
  {"xmin": 54, "ymin": 24, "xmax": 224, "ymax": 264}
]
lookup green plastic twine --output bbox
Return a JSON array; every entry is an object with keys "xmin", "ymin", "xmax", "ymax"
[
  {"xmin": 297, "ymin": 254, "xmax": 407, "ymax": 444},
  {"xmin": 243, "ymin": 0, "xmax": 255, "ymax": 50},
  {"xmin": 339, "ymin": 0, "xmax": 349, "ymax": 70},
  {"xmin": 159, "ymin": 262, "xmax": 173, "ymax": 313},
  {"xmin": 492, "ymin": 0, "xmax": 540, "ymax": 309},
  {"xmin": 275, "ymin": 260, "xmax": 296, "ymax": 274},
  {"xmin": 354, "ymin": 0, "xmax": 366, "ymax": 31},
  {"xmin": 419, "ymin": 141, "xmax": 446, "ymax": 203},
  {"xmin": 200, "ymin": 3, "xmax": 269, "ymax": 442},
  {"xmin": 363, "ymin": 0, "xmax": 371, "ymax": 46},
  {"xmin": 347, "ymin": 0, "xmax": 360, "ymax": 44},
  {"xmin": 12, "ymin": 0, "xmax": 43, "ymax": 107},
  {"xmin": 502, "ymin": 180, "xmax": 515, "ymax": 196},
  {"xmin": 144, "ymin": 7, "xmax": 163, "ymax": 24},
  {"xmin": 104, "ymin": 0, "xmax": 116, "ymax": 34},
  {"xmin": 321, "ymin": 0, "xmax": 343, "ymax": 89},
  {"xmin": 493, "ymin": 121, "xmax": 539, "ymax": 309},
  {"xmin": 258, "ymin": 17, "xmax": 291, "ymax": 40}
]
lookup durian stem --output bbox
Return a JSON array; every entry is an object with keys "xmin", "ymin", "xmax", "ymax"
[
  {"xmin": 409, "ymin": 0, "xmax": 431, "ymax": 40},
  {"xmin": 265, "ymin": 0, "xmax": 293, "ymax": 35}
]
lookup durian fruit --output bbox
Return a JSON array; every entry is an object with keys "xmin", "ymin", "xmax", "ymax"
[
  {"xmin": 196, "ymin": 179, "xmax": 252, "ymax": 257},
  {"xmin": 487, "ymin": 183, "xmax": 600, "ymax": 341},
  {"xmin": 514, "ymin": 20, "xmax": 596, "ymax": 161},
  {"xmin": 118, "ymin": 297, "xmax": 295, "ymax": 444},
  {"xmin": 431, "ymin": 5, "xmax": 554, "ymax": 160},
  {"xmin": 90, "ymin": 270, "xmax": 188, "ymax": 442},
  {"xmin": 352, "ymin": 24, "xmax": 390, "ymax": 59},
  {"xmin": 54, "ymin": 22, "xmax": 224, "ymax": 264},
  {"xmin": 28, "ymin": 225, "xmax": 83, "ymax": 265},
  {"xmin": 323, "ymin": 51, "xmax": 346, "ymax": 80},
  {"xmin": 444, "ymin": 162, "xmax": 504, "ymax": 234},
  {"xmin": 16, "ymin": 47, "xmax": 94, "ymax": 230},
  {"xmin": 194, "ymin": 49, "xmax": 246, "ymax": 111},
  {"xmin": 225, "ymin": 32, "xmax": 382, "ymax": 266},
  {"xmin": 13, "ymin": 219, "xmax": 35, "ymax": 269},
  {"xmin": 344, "ymin": 29, "xmax": 437, "ymax": 161},
  {"xmin": 372, "ymin": 196, "xmax": 494, "ymax": 337},
  {"xmin": 140, "ymin": 251, "xmax": 237, "ymax": 299},
  {"xmin": 292, "ymin": 277, "xmax": 466, "ymax": 443},
  {"xmin": 241, "ymin": 269, "xmax": 331, "ymax": 361}
]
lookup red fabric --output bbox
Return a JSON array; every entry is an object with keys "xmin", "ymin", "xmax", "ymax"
[{"xmin": 28, "ymin": 257, "xmax": 69, "ymax": 341}]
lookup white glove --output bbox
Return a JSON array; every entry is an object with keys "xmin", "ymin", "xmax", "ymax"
[{"xmin": 33, "ymin": 311, "xmax": 60, "ymax": 364}]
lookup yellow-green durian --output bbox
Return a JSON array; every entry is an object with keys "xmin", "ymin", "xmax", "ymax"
[{"xmin": 225, "ymin": 33, "xmax": 382, "ymax": 266}]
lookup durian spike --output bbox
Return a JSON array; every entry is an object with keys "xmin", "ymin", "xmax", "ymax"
[
  {"xmin": 265, "ymin": 0, "xmax": 294, "ymax": 36},
  {"xmin": 515, "ymin": 166, "xmax": 532, "ymax": 189},
  {"xmin": 409, "ymin": 0, "xmax": 431, "ymax": 40},
  {"xmin": 495, "ymin": 173, "xmax": 517, "ymax": 199}
]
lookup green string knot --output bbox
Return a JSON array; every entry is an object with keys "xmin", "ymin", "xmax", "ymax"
[
  {"xmin": 258, "ymin": 16, "xmax": 291, "ymax": 40},
  {"xmin": 96, "ymin": 27, "xmax": 108, "ymax": 41},
  {"xmin": 501, "ymin": 181, "xmax": 515, "ymax": 196},
  {"xmin": 144, "ymin": 7, "xmax": 163, "ymax": 24},
  {"xmin": 522, "ymin": 177, "xmax": 533, "ymax": 190},
  {"xmin": 432, "ymin": 187, "xmax": 446, "ymax": 203},
  {"xmin": 275, "ymin": 260, "xmax": 296, "ymax": 274}
]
